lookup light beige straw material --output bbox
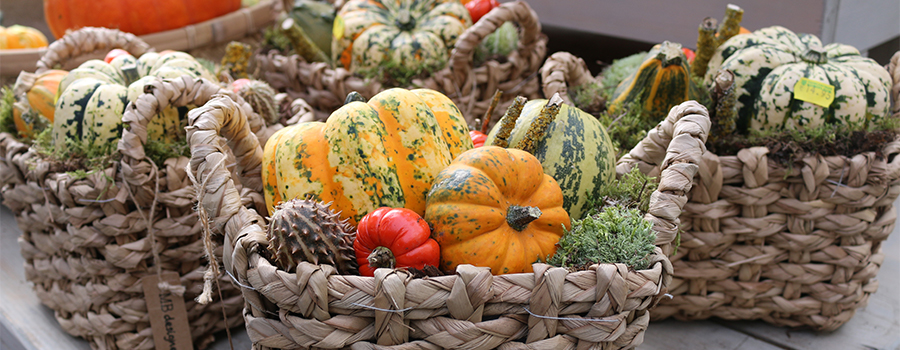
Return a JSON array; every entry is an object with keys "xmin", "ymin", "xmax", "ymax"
[
  {"xmin": 539, "ymin": 51, "xmax": 595, "ymax": 106},
  {"xmin": 186, "ymin": 93, "xmax": 710, "ymax": 348}
]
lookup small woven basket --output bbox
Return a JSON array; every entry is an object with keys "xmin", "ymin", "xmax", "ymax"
[
  {"xmin": 539, "ymin": 50, "xmax": 900, "ymax": 331},
  {"xmin": 186, "ymin": 89, "xmax": 711, "ymax": 348},
  {"xmin": 255, "ymin": 0, "xmax": 547, "ymax": 125},
  {"xmin": 0, "ymin": 29, "xmax": 269, "ymax": 350}
]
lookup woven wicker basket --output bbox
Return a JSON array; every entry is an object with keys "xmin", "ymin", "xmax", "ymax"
[
  {"xmin": 0, "ymin": 30, "xmax": 274, "ymax": 350},
  {"xmin": 542, "ymin": 50, "xmax": 900, "ymax": 331},
  {"xmin": 255, "ymin": 0, "xmax": 547, "ymax": 125},
  {"xmin": 185, "ymin": 87, "xmax": 711, "ymax": 348}
]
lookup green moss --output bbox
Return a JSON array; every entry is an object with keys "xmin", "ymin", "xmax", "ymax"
[
  {"xmin": 598, "ymin": 98, "xmax": 648, "ymax": 154},
  {"xmin": 570, "ymin": 81, "xmax": 605, "ymax": 115},
  {"xmin": 263, "ymin": 25, "xmax": 294, "ymax": 53},
  {"xmin": 0, "ymin": 86, "xmax": 16, "ymax": 135},
  {"xmin": 356, "ymin": 57, "xmax": 447, "ymax": 88},
  {"xmin": 596, "ymin": 166, "xmax": 658, "ymax": 213},
  {"xmin": 549, "ymin": 204, "xmax": 657, "ymax": 270},
  {"xmin": 145, "ymin": 128, "xmax": 190, "ymax": 168},
  {"xmin": 33, "ymin": 126, "xmax": 119, "ymax": 175}
]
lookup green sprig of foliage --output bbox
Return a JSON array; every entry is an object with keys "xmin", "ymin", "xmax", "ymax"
[
  {"xmin": 570, "ymin": 81, "xmax": 605, "ymax": 114},
  {"xmin": 597, "ymin": 98, "xmax": 648, "ymax": 154},
  {"xmin": 549, "ymin": 204, "xmax": 657, "ymax": 270},
  {"xmin": 33, "ymin": 126, "xmax": 119, "ymax": 177},
  {"xmin": 596, "ymin": 166, "xmax": 658, "ymax": 213},
  {"xmin": 263, "ymin": 25, "xmax": 294, "ymax": 53},
  {"xmin": 0, "ymin": 86, "xmax": 17, "ymax": 135}
]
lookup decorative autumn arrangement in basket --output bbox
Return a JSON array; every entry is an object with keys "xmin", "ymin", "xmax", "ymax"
[
  {"xmin": 642, "ymin": 13, "xmax": 900, "ymax": 331},
  {"xmin": 254, "ymin": 0, "xmax": 547, "ymax": 126},
  {"xmin": 186, "ymin": 65, "xmax": 711, "ymax": 348},
  {"xmin": 0, "ymin": 27, "xmax": 294, "ymax": 349}
]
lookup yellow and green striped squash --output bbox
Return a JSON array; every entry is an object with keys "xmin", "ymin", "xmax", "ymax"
[
  {"xmin": 608, "ymin": 41, "xmax": 704, "ymax": 122},
  {"xmin": 53, "ymin": 51, "xmax": 216, "ymax": 150},
  {"xmin": 704, "ymin": 26, "xmax": 892, "ymax": 132},
  {"xmin": 332, "ymin": 0, "xmax": 471, "ymax": 74},
  {"xmin": 262, "ymin": 88, "xmax": 473, "ymax": 225},
  {"xmin": 485, "ymin": 101, "xmax": 617, "ymax": 220}
]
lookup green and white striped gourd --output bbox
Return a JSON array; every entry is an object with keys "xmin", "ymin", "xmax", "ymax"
[
  {"xmin": 704, "ymin": 26, "xmax": 892, "ymax": 132},
  {"xmin": 53, "ymin": 51, "xmax": 216, "ymax": 150},
  {"xmin": 332, "ymin": 0, "xmax": 472, "ymax": 74},
  {"xmin": 485, "ymin": 99, "xmax": 617, "ymax": 220}
]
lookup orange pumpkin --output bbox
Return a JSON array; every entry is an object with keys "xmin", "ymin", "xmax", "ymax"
[
  {"xmin": 425, "ymin": 146, "xmax": 571, "ymax": 274},
  {"xmin": 43, "ymin": 0, "xmax": 241, "ymax": 38},
  {"xmin": 0, "ymin": 25, "xmax": 49, "ymax": 50}
]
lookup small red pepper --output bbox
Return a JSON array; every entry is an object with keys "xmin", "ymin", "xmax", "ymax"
[
  {"xmin": 465, "ymin": 0, "xmax": 500, "ymax": 23},
  {"xmin": 469, "ymin": 130, "xmax": 487, "ymax": 148},
  {"xmin": 682, "ymin": 47, "xmax": 696, "ymax": 64},
  {"xmin": 354, "ymin": 207, "xmax": 441, "ymax": 276}
]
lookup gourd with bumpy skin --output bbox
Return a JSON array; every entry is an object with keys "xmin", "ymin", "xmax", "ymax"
[
  {"xmin": 704, "ymin": 26, "xmax": 892, "ymax": 132},
  {"xmin": 486, "ymin": 96, "xmax": 617, "ymax": 220},
  {"xmin": 425, "ymin": 146, "xmax": 571, "ymax": 274},
  {"xmin": 262, "ymin": 88, "xmax": 473, "ymax": 225},
  {"xmin": 332, "ymin": 0, "xmax": 471, "ymax": 74},
  {"xmin": 53, "ymin": 51, "xmax": 217, "ymax": 151},
  {"xmin": 234, "ymin": 79, "xmax": 279, "ymax": 125},
  {"xmin": 267, "ymin": 198, "xmax": 357, "ymax": 274}
]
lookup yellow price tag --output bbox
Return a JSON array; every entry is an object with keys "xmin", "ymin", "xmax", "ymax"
[
  {"xmin": 333, "ymin": 15, "xmax": 345, "ymax": 40},
  {"xmin": 793, "ymin": 77, "xmax": 834, "ymax": 107}
]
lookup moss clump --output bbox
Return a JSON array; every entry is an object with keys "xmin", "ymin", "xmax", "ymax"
[
  {"xmin": 0, "ymin": 86, "xmax": 17, "ymax": 135},
  {"xmin": 145, "ymin": 128, "xmax": 190, "ymax": 168},
  {"xmin": 570, "ymin": 80, "xmax": 605, "ymax": 115},
  {"xmin": 549, "ymin": 204, "xmax": 657, "ymax": 270},
  {"xmin": 597, "ymin": 98, "xmax": 646, "ymax": 154},
  {"xmin": 709, "ymin": 114, "xmax": 900, "ymax": 166},
  {"xmin": 33, "ymin": 126, "xmax": 119, "ymax": 175},
  {"xmin": 262, "ymin": 25, "xmax": 294, "ymax": 53},
  {"xmin": 549, "ymin": 167, "xmax": 659, "ymax": 270},
  {"xmin": 356, "ymin": 57, "xmax": 447, "ymax": 88}
]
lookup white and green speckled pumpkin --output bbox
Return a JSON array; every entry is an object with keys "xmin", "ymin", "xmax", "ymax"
[
  {"xmin": 53, "ymin": 51, "xmax": 216, "ymax": 150},
  {"xmin": 704, "ymin": 26, "xmax": 892, "ymax": 132},
  {"xmin": 332, "ymin": 0, "xmax": 471, "ymax": 74}
]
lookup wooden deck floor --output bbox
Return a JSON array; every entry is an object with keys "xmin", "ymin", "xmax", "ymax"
[{"xmin": 1, "ymin": 205, "xmax": 898, "ymax": 350}]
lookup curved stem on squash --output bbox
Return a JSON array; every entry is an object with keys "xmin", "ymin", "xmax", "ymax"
[
  {"xmin": 345, "ymin": 91, "xmax": 366, "ymax": 104},
  {"xmin": 506, "ymin": 205, "xmax": 542, "ymax": 231},
  {"xmin": 480, "ymin": 89, "xmax": 503, "ymax": 134},
  {"xmin": 691, "ymin": 17, "xmax": 718, "ymax": 80},
  {"xmin": 516, "ymin": 93, "xmax": 563, "ymax": 154},
  {"xmin": 491, "ymin": 95, "xmax": 528, "ymax": 148},
  {"xmin": 367, "ymin": 246, "xmax": 396, "ymax": 270}
]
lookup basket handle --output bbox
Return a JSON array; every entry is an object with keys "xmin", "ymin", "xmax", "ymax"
[
  {"xmin": 36, "ymin": 27, "xmax": 152, "ymax": 73},
  {"xmin": 448, "ymin": 0, "xmax": 543, "ymax": 87},
  {"xmin": 539, "ymin": 51, "xmax": 595, "ymax": 105},
  {"xmin": 616, "ymin": 101, "xmax": 711, "ymax": 251}
]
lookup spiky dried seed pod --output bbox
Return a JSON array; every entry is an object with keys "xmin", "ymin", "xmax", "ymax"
[
  {"xmin": 266, "ymin": 198, "xmax": 358, "ymax": 274},
  {"xmin": 237, "ymin": 80, "xmax": 280, "ymax": 125}
]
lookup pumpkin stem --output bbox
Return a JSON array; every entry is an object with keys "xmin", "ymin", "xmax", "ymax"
[
  {"xmin": 507, "ymin": 205, "xmax": 542, "ymax": 231},
  {"xmin": 516, "ymin": 93, "xmax": 563, "ymax": 154},
  {"xmin": 480, "ymin": 89, "xmax": 503, "ymax": 134},
  {"xmin": 281, "ymin": 17, "xmax": 330, "ymax": 64},
  {"xmin": 491, "ymin": 96, "xmax": 528, "ymax": 148},
  {"xmin": 657, "ymin": 41, "xmax": 684, "ymax": 68},
  {"xmin": 345, "ymin": 91, "xmax": 366, "ymax": 104},
  {"xmin": 716, "ymin": 4, "xmax": 745, "ymax": 47},
  {"xmin": 691, "ymin": 17, "xmax": 718, "ymax": 79},
  {"xmin": 802, "ymin": 43, "xmax": 828, "ymax": 64},
  {"xmin": 395, "ymin": 9, "xmax": 416, "ymax": 31},
  {"xmin": 709, "ymin": 69, "xmax": 738, "ymax": 144},
  {"xmin": 367, "ymin": 246, "xmax": 396, "ymax": 270}
]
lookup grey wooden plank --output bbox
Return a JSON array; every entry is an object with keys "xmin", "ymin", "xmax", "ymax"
[
  {"xmin": 639, "ymin": 319, "xmax": 782, "ymax": 350},
  {"xmin": 0, "ymin": 206, "xmax": 249, "ymax": 350},
  {"xmin": 720, "ymin": 209, "xmax": 900, "ymax": 350}
]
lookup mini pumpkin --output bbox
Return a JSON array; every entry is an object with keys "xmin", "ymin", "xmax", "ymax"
[
  {"xmin": 263, "ymin": 88, "xmax": 473, "ymax": 225},
  {"xmin": 425, "ymin": 146, "xmax": 571, "ymax": 274},
  {"xmin": 354, "ymin": 207, "xmax": 441, "ymax": 276},
  {"xmin": 332, "ymin": 0, "xmax": 472, "ymax": 74},
  {"xmin": 0, "ymin": 25, "xmax": 49, "ymax": 50}
]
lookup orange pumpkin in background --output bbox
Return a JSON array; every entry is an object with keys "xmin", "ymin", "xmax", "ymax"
[
  {"xmin": 0, "ymin": 25, "xmax": 49, "ymax": 50},
  {"xmin": 43, "ymin": 0, "xmax": 241, "ymax": 38}
]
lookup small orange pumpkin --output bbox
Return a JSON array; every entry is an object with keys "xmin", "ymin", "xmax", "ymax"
[{"xmin": 425, "ymin": 146, "xmax": 571, "ymax": 274}]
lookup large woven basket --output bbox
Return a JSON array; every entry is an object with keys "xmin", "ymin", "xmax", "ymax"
[
  {"xmin": 185, "ymin": 88, "xmax": 711, "ymax": 348},
  {"xmin": 540, "ymin": 50, "xmax": 900, "ymax": 331},
  {"xmin": 0, "ymin": 30, "xmax": 271, "ymax": 350},
  {"xmin": 255, "ymin": 0, "xmax": 547, "ymax": 125}
]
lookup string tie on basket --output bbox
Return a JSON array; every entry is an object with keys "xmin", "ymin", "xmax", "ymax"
[
  {"xmin": 187, "ymin": 155, "xmax": 230, "ymax": 304},
  {"xmin": 522, "ymin": 307, "xmax": 617, "ymax": 322},
  {"xmin": 350, "ymin": 303, "xmax": 414, "ymax": 313}
]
